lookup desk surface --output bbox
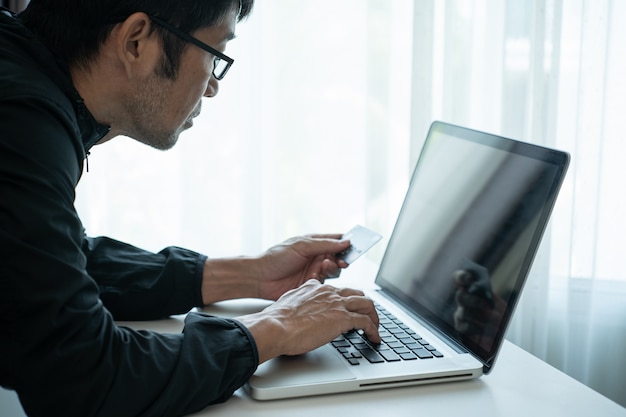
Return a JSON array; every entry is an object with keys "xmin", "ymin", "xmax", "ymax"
[{"xmin": 2, "ymin": 262, "xmax": 624, "ymax": 416}]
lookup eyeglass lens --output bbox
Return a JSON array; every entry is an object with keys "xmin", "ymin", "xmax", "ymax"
[{"xmin": 213, "ymin": 58, "xmax": 228, "ymax": 79}]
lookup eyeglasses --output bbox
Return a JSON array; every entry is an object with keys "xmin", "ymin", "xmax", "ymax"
[{"xmin": 148, "ymin": 15, "xmax": 234, "ymax": 80}]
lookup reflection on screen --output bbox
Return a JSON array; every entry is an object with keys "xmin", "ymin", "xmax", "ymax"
[{"xmin": 377, "ymin": 127, "xmax": 561, "ymax": 365}]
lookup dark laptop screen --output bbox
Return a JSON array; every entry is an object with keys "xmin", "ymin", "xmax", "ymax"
[{"xmin": 375, "ymin": 121, "xmax": 569, "ymax": 372}]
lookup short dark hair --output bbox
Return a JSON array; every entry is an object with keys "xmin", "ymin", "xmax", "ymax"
[{"xmin": 20, "ymin": 0, "xmax": 254, "ymax": 78}]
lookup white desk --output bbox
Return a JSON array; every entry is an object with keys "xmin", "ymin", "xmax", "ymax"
[
  {"xmin": 2, "ymin": 262, "xmax": 625, "ymax": 416},
  {"xmin": 195, "ymin": 341, "xmax": 625, "ymax": 417}
]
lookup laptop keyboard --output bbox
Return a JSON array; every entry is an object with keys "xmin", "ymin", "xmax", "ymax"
[{"xmin": 332, "ymin": 304, "xmax": 444, "ymax": 365}]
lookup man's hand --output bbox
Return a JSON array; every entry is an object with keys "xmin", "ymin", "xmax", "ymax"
[
  {"xmin": 235, "ymin": 279, "xmax": 380, "ymax": 363},
  {"xmin": 254, "ymin": 234, "xmax": 351, "ymax": 300},
  {"xmin": 201, "ymin": 234, "xmax": 352, "ymax": 305},
  {"xmin": 453, "ymin": 269, "xmax": 507, "ymax": 350}
]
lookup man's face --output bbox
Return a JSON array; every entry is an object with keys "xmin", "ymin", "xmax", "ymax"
[{"xmin": 123, "ymin": 8, "xmax": 238, "ymax": 150}]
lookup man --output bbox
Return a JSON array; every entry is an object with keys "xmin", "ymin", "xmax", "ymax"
[{"xmin": 0, "ymin": 1, "xmax": 380, "ymax": 416}]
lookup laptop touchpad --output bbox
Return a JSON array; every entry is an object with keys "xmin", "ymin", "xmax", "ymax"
[{"xmin": 250, "ymin": 345, "xmax": 356, "ymax": 387}]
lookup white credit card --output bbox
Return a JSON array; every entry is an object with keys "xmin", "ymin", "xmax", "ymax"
[{"xmin": 336, "ymin": 225, "xmax": 382, "ymax": 264}]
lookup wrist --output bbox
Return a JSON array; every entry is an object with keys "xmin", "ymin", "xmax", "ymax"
[
  {"xmin": 236, "ymin": 311, "xmax": 287, "ymax": 364},
  {"xmin": 201, "ymin": 257, "xmax": 261, "ymax": 304}
]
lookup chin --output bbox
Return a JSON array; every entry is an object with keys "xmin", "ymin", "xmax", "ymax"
[
  {"xmin": 126, "ymin": 125, "xmax": 181, "ymax": 151},
  {"xmin": 134, "ymin": 133, "xmax": 179, "ymax": 151}
]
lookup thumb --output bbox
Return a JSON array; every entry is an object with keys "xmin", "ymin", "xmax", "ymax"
[{"xmin": 305, "ymin": 236, "xmax": 351, "ymax": 256}]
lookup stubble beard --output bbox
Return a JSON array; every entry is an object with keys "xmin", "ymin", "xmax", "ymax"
[{"xmin": 124, "ymin": 72, "xmax": 183, "ymax": 151}]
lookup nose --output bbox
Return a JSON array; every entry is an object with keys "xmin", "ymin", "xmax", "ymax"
[{"xmin": 204, "ymin": 76, "xmax": 219, "ymax": 98}]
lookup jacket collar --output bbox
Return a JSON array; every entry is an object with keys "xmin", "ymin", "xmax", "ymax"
[
  {"xmin": 72, "ymin": 91, "xmax": 111, "ymax": 151},
  {"xmin": 51, "ymin": 46, "xmax": 111, "ymax": 152}
]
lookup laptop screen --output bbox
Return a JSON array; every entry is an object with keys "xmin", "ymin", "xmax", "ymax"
[{"xmin": 375, "ymin": 121, "xmax": 569, "ymax": 372}]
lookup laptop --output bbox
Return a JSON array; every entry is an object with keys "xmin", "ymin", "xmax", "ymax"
[{"xmin": 246, "ymin": 121, "xmax": 570, "ymax": 400}]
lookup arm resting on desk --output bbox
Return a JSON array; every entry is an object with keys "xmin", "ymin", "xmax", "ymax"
[{"xmin": 83, "ymin": 236, "xmax": 206, "ymax": 320}]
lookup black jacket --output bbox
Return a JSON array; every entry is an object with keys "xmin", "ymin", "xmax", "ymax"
[{"xmin": 0, "ymin": 9, "xmax": 258, "ymax": 417}]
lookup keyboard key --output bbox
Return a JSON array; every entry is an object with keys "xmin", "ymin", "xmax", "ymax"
[
  {"xmin": 360, "ymin": 348, "xmax": 385, "ymax": 363},
  {"xmin": 352, "ymin": 342, "xmax": 370, "ymax": 350},
  {"xmin": 386, "ymin": 341, "xmax": 403, "ymax": 349},
  {"xmin": 372, "ymin": 343, "xmax": 391, "ymax": 351},
  {"xmin": 332, "ymin": 340, "xmax": 351, "ymax": 348},
  {"xmin": 379, "ymin": 350, "xmax": 402, "ymax": 362},
  {"xmin": 414, "ymin": 348, "xmax": 434, "ymax": 359},
  {"xmin": 400, "ymin": 352, "xmax": 417, "ymax": 360}
]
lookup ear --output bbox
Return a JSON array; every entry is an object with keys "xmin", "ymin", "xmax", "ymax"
[{"xmin": 114, "ymin": 12, "xmax": 161, "ymax": 79}]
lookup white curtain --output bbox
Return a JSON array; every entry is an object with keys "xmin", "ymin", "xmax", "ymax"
[{"xmin": 75, "ymin": 0, "xmax": 625, "ymax": 406}]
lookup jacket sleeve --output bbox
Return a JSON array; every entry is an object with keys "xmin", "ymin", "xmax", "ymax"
[
  {"xmin": 0, "ymin": 90, "xmax": 258, "ymax": 415},
  {"xmin": 83, "ymin": 236, "xmax": 207, "ymax": 321}
]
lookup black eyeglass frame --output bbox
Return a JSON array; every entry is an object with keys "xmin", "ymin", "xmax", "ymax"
[{"xmin": 148, "ymin": 14, "xmax": 234, "ymax": 80}]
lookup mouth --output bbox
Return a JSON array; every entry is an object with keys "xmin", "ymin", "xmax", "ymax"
[
  {"xmin": 184, "ymin": 106, "xmax": 202, "ymax": 129},
  {"xmin": 191, "ymin": 102, "xmax": 202, "ymax": 119}
]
